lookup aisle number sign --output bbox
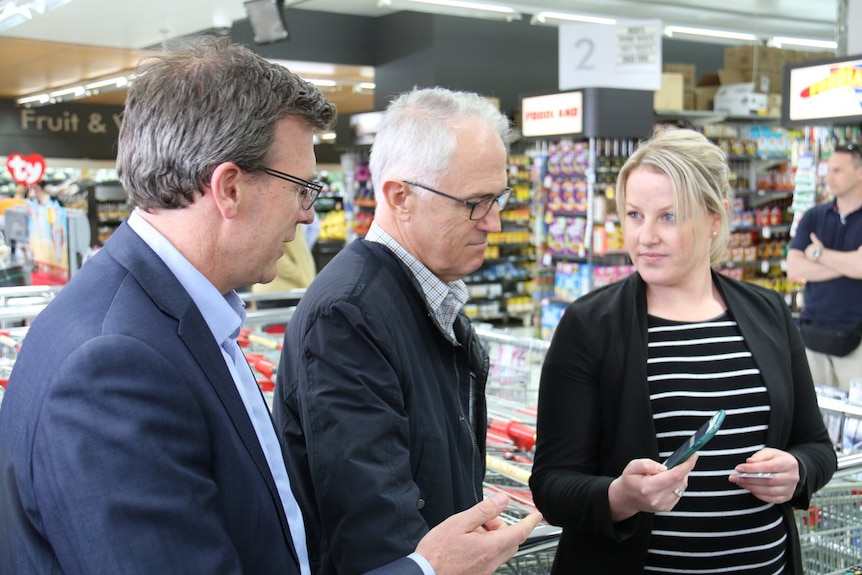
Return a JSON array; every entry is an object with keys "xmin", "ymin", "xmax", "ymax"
[
  {"xmin": 559, "ymin": 19, "xmax": 662, "ymax": 91},
  {"xmin": 521, "ymin": 92, "xmax": 583, "ymax": 138}
]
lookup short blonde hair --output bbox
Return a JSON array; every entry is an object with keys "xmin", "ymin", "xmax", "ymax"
[{"xmin": 616, "ymin": 128, "xmax": 730, "ymax": 268}]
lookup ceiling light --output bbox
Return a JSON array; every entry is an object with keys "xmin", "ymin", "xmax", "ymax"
[
  {"xmin": 306, "ymin": 78, "xmax": 338, "ymax": 87},
  {"xmin": 530, "ymin": 11, "xmax": 616, "ymax": 27},
  {"xmin": 271, "ymin": 59, "xmax": 336, "ymax": 76},
  {"xmin": 15, "ymin": 71, "xmax": 136, "ymax": 108},
  {"xmin": 769, "ymin": 36, "xmax": 837, "ymax": 50},
  {"xmin": 49, "ymin": 86, "xmax": 87, "ymax": 99},
  {"xmin": 0, "ymin": 3, "xmax": 32, "ymax": 30},
  {"xmin": 353, "ymin": 82, "xmax": 376, "ymax": 93},
  {"xmin": 313, "ymin": 131, "xmax": 337, "ymax": 145},
  {"xmin": 378, "ymin": 0, "xmax": 522, "ymax": 22},
  {"xmin": 84, "ymin": 76, "xmax": 131, "ymax": 91},
  {"xmin": 0, "ymin": 0, "xmax": 75, "ymax": 32},
  {"xmin": 664, "ymin": 25, "xmax": 759, "ymax": 43},
  {"xmin": 16, "ymin": 94, "xmax": 50, "ymax": 106}
]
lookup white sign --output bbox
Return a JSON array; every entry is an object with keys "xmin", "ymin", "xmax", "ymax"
[
  {"xmin": 521, "ymin": 92, "xmax": 583, "ymax": 138},
  {"xmin": 559, "ymin": 19, "xmax": 662, "ymax": 91}
]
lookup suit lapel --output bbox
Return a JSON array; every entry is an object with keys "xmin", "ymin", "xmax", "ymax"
[{"xmin": 105, "ymin": 223, "xmax": 299, "ymax": 562}]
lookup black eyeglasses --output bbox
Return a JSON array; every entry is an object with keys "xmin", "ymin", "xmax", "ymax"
[
  {"xmin": 835, "ymin": 143, "xmax": 862, "ymax": 159},
  {"xmin": 403, "ymin": 180, "xmax": 512, "ymax": 221},
  {"xmin": 251, "ymin": 166, "xmax": 323, "ymax": 210}
]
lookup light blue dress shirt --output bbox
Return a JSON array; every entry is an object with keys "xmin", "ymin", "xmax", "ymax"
[{"xmin": 127, "ymin": 211, "xmax": 310, "ymax": 575}]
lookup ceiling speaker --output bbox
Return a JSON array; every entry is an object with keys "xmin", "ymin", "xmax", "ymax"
[{"xmin": 244, "ymin": 0, "xmax": 289, "ymax": 44}]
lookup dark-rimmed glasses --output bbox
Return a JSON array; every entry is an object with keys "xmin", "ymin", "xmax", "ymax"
[
  {"xmin": 251, "ymin": 166, "xmax": 323, "ymax": 210},
  {"xmin": 403, "ymin": 180, "xmax": 512, "ymax": 221}
]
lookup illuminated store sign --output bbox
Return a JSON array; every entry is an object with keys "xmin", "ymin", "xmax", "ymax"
[{"xmin": 783, "ymin": 55, "xmax": 862, "ymax": 125}]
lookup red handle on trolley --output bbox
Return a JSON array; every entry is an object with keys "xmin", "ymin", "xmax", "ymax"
[{"xmin": 489, "ymin": 418, "xmax": 537, "ymax": 452}]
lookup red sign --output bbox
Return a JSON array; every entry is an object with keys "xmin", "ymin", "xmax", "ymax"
[{"xmin": 6, "ymin": 153, "xmax": 46, "ymax": 186}]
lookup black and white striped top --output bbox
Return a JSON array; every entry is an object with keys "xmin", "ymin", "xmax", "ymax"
[{"xmin": 644, "ymin": 313, "xmax": 788, "ymax": 575}]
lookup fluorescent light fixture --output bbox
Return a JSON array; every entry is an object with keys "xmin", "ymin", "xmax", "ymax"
[
  {"xmin": 16, "ymin": 94, "xmax": 50, "ymax": 106},
  {"xmin": 353, "ymin": 82, "xmax": 376, "ymax": 93},
  {"xmin": 84, "ymin": 76, "xmax": 130, "ymax": 91},
  {"xmin": 16, "ymin": 72, "xmax": 136, "ymax": 108},
  {"xmin": 0, "ymin": 3, "xmax": 32, "ymax": 30},
  {"xmin": 49, "ymin": 86, "xmax": 87, "ymax": 99},
  {"xmin": 664, "ymin": 25, "xmax": 758, "ymax": 42},
  {"xmin": 530, "ymin": 11, "xmax": 616, "ymax": 26},
  {"xmin": 270, "ymin": 59, "xmax": 336, "ymax": 76},
  {"xmin": 306, "ymin": 78, "xmax": 338, "ymax": 87},
  {"xmin": 0, "ymin": 0, "xmax": 75, "ymax": 31},
  {"xmin": 313, "ymin": 131, "xmax": 337, "ymax": 145},
  {"xmin": 769, "ymin": 36, "xmax": 837, "ymax": 50},
  {"xmin": 378, "ymin": 0, "xmax": 522, "ymax": 22}
]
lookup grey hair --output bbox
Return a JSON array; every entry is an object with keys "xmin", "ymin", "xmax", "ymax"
[
  {"xmin": 368, "ymin": 87, "xmax": 516, "ymax": 193},
  {"xmin": 117, "ymin": 35, "xmax": 336, "ymax": 210},
  {"xmin": 616, "ymin": 127, "xmax": 731, "ymax": 268}
]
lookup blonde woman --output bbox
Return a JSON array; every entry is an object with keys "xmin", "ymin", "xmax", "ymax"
[{"xmin": 530, "ymin": 128, "xmax": 836, "ymax": 574}]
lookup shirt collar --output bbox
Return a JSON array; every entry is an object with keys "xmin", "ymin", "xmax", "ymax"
[
  {"xmin": 127, "ymin": 210, "xmax": 245, "ymax": 346},
  {"xmin": 365, "ymin": 221, "xmax": 468, "ymax": 342}
]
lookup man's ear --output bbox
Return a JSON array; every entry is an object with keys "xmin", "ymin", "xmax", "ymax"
[
  {"xmin": 380, "ymin": 180, "xmax": 411, "ymax": 219},
  {"xmin": 209, "ymin": 162, "xmax": 245, "ymax": 219}
]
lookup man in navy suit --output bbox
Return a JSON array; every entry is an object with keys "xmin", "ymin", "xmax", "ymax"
[{"xmin": 0, "ymin": 36, "xmax": 539, "ymax": 575}]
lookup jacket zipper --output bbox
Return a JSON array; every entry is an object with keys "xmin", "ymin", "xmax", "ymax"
[{"xmin": 454, "ymin": 351, "xmax": 481, "ymax": 504}]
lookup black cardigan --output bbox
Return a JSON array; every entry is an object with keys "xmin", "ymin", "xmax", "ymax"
[{"xmin": 529, "ymin": 271, "xmax": 836, "ymax": 574}]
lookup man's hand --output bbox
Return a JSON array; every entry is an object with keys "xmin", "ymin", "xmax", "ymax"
[{"xmin": 416, "ymin": 493, "xmax": 542, "ymax": 575}]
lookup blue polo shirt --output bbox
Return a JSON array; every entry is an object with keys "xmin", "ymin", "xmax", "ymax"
[{"xmin": 790, "ymin": 199, "xmax": 862, "ymax": 324}]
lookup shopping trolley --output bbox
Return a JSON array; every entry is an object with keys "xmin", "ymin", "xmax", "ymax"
[
  {"xmin": 796, "ymin": 480, "xmax": 862, "ymax": 574},
  {"xmin": 483, "ymin": 393, "xmax": 561, "ymax": 574},
  {"xmin": 476, "ymin": 327, "xmax": 548, "ymax": 407}
]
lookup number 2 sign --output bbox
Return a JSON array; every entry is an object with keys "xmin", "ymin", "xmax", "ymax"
[
  {"xmin": 559, "ymin": 19, "xmax": 662, "ymax": 92},
  {"xmin": 6, "ymin": 153, "xmax": 47, "ymax": 186}
]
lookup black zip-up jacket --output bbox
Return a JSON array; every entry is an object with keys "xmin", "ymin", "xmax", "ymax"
[{"xmin": 274, "ymin": 239, "xmax": 489, "ymax": 575}]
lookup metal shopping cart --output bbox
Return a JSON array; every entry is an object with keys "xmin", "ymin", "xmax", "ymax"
[
  {"xmin": 477, "ymin": 327, "xmax": 548, "ymax": 407},
  {"xmin": 796, "ymin": 479, "xmax": 862, "ymax": 575},
  {"xmin": 485, "ymin": 449, "xmax": 560, "ymax": 575}
]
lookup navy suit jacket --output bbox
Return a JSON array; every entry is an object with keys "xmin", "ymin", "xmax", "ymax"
[{"xmin": 0, "ymin": 223, "xmax": 421, "ymax": 575}]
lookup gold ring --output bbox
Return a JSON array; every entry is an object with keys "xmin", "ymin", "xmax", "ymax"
[{"xmin": 673, "ymin": 488, "xmax": 684, "ymax": 498}]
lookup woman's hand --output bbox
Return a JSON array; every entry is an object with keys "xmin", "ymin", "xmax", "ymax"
[
  {"xmin": 729, "ymin": 447, "xmax": 800, "ymax": 504},
  {"xmin": 607, "ymin": 455, "xmax": 697, "ymax": 522}
]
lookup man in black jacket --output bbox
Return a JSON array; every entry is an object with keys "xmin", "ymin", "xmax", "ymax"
[{"xmin": 274, "ymin": 87, "xmax": 518, "ymax": 575}]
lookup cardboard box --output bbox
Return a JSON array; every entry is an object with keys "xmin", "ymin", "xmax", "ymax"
[
  {"xmin": 803, "ymin": 50, "xmax": 837, "ymax": 61},
  {"xmin": 662, "ymin": 63, "xmax": 696, "ymax": 89},
  {"xmin": 724, "ymin": 45, "xmax": 789, "ymax": 70},
  {"xmin": 718, "ymin": 68, "xmax": 746, "ymax": 85},
  {"xmin": 694, "ymin": 85, "xmax": 721, "ymax": 110},
  {"xmin": 654, "ymin": 72, "xmax": 684, "ymax": 111},
  {"xmin": 756, "ymin": 70, "xmax": 784, "ymax": 94},
  {"xmin": 699, "ymin": 72, "xmax": 720, "ymax": 87},
  {"xmin": 713, "ymin": 82, "xmax": 769, "ymax": 116},
  {"xmin": 719, "ymin": 67, "xmax": 783, "ymax": 94},
  {"xmin": 684, "ymin": 89, "xmax": 695, "ymax": 110},
  {"xmin": 767, "ymin": 94, "xmax": 782, "ymax": 118}
]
